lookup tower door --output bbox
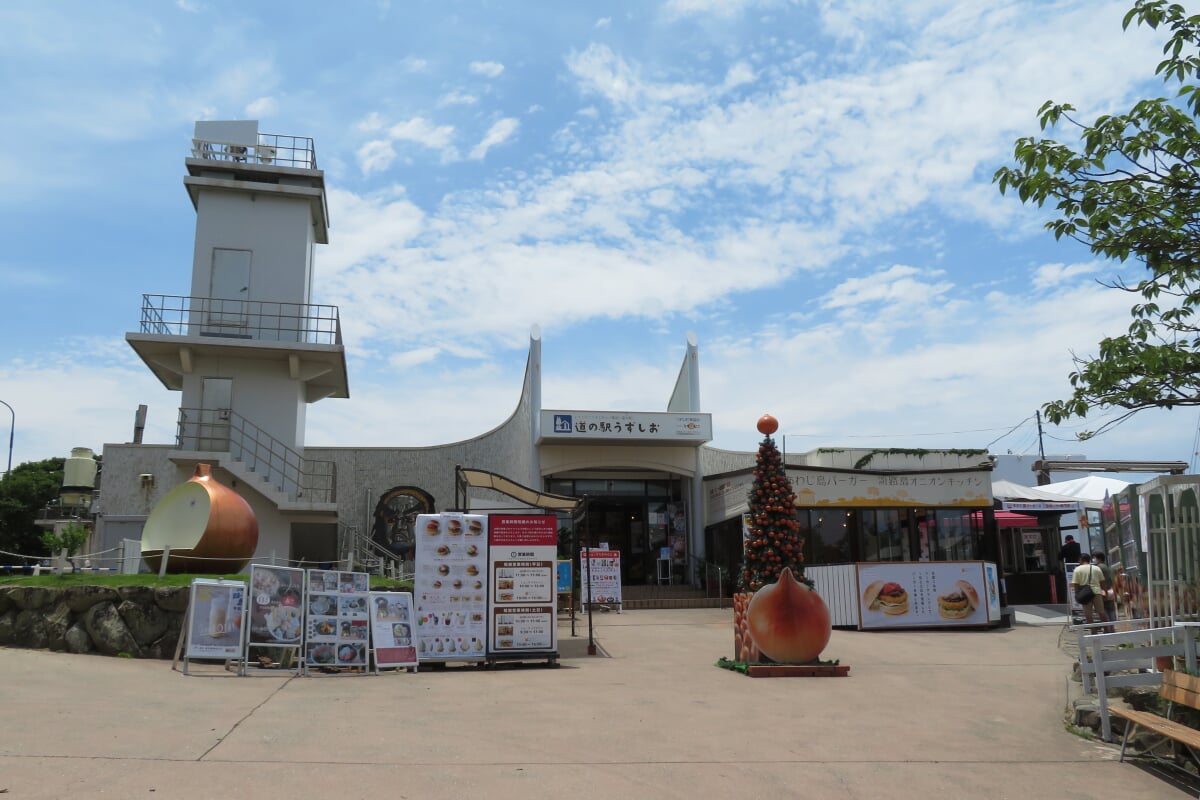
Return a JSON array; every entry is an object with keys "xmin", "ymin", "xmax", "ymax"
[
  {"xmin": 199, "ymin": 377, "xmax": 233, "ymax": 451},
  {"xmin": 209, "ymin": 248, "xmax": 251, "ymax": 330}
]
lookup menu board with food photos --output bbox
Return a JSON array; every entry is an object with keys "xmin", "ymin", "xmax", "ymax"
[
  {"xmin": 488, "ymin": 514, "xmax": 558, "ymax": 656},
  {"xmin": 414, "ymin": 513, "xmax": 489, "ymax": 662},
  {"xmin": 303, "ymin": 569, "xmax": 370, "ymax": 671},
  {"xmin": 184, "ymin": 578, "xmax": 247, "ymax": 664},
  {"xmin": 856, "ymin": 561, "xmax": 1001, "ymax": 630},
  {"xmin": 369, "ymin": 591, "xmax": 418, "ymax": 672},
  {"xmin": 248, "ymin": 565, "xmax": 305, "ymax": 653}
]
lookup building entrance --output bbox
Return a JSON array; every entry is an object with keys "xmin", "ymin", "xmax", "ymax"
[{"xmin": 549, "ymin": 475, "xmax": 685, "ymax": 586}]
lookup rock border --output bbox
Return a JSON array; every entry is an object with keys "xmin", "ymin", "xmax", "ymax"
[{"xmin": 0, "ymin": 585, "xmax": 187, "ymax": 659}]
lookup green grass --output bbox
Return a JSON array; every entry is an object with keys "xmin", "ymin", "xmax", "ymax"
[{"xmin": 0, "ymin": 572, "xmax": 413, "ymax": 591}]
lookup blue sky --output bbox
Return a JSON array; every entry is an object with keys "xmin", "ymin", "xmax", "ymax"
[{"xmin": 1, "ymin": 0, "xmax": 1196, "ymax": 479}]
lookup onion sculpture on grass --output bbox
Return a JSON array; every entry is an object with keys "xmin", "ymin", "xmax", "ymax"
[{"xmin": 746, "ymin": 567, "xmax": 831, "ymax": 663}]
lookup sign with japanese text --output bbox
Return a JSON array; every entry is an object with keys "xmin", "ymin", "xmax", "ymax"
[
  {"xmin": 248, "ymin": 565, "xmax": 305, "ymax": 648},
  {"xmin": 856, "ymin": 561, "xmax": 999, "ymax": 630},
  {"xmin": 415, "ymin": 513, "xmax": 489, "ymax": 662},
  {"xmin": 487, "ymin": 515, "xmax": 557, "ymax": 655},
  {"xmin": 369, "ymin": 591, "xmax": 418, "ymax": 671},
  {"xmin": 303, "ymin": 569, "xmax": 370, "ymax": 670},
  {"xmin": 580, "ymin": 548, "xmax": 622, "ymax": 605},
  {"xmin": 185, "ymin": 579, "xmax": 246, "ymax": 660},
  {"xmin": 708, "ymin": 468, "xmax": 993, "ymax": 520},
  {"xmin": 539, "ymin": 410, "xmax": 711, "ymax": 443}
]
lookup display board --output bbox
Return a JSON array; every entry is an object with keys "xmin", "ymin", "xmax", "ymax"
[
  {"xmin": 303, "ymin": 569, "xmax": 370, "ymax": 671},
  {"xmin": 856, "ymin": 561, "xmax": 997, "ymax": 630},
  {"xmin": 248, "ymin": 565, "xmax": 305, "ymax": 663},
  {"xmin": 580, "ymin": 548, "xmax": 622, "ymax": 605},
  {"xmin": 184, "ymin": 579, "xmax": 247, "ymax": 667},
  {"xmin": 369, "ymin": 591, "xmax": 418, "ymax": 672},
  {"xmin": 414, "ymin": 513, "xmax": 489, "ymax": 662},
  {"xmin": 487, "ymin": 514, "xmax": 558, "ymax": 657}
]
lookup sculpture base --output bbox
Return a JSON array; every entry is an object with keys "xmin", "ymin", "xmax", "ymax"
[{"xmin": 745, "ymin": 663, "xmax": 850, "ymax": 678}]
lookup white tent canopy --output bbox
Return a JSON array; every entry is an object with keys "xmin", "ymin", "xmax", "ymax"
[
  {"xmin": 991, "ymin": 479, "xmax": 1079, "ymax": 506},
  {"xmin": 1038, "ymin": 476, "xmax": 1130, "ymax": 508}
]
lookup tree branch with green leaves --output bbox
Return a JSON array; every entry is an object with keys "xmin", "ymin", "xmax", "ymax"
[{"xmin": 994, "ymin": 0, "xmax": 1200, "ymax": 438}]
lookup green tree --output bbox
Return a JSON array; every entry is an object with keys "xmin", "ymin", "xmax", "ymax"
[
  {"xmin": 740, "ymin": 433, "xmax": 805, "ymax": 592},
  {"xmin": 41, "ymin": 522, "xmax": 91, "ymax": 559},
  {"xmin": 994, "ymin": 1, "xmax": 1200, "ymax": 437},
  {"xmin": 0, "ymin": 458, "xmax": 65, "ymax": 558}
]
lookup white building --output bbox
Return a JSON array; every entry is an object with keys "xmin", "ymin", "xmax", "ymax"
[{"xmin": 96, "ymin": 123, "xmax": 1000, "ymax": 592}]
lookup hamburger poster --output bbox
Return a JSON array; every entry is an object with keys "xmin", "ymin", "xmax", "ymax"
[{"xmin": 856, "ymin": 562, "xmax": 1000, "ymax": 629}]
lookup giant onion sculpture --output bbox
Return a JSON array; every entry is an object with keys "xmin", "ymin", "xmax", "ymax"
[{"xmin": 141, "ymin": 463, "xmax": 258, "ymax": 573}]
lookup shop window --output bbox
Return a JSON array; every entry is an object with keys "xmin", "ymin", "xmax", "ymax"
[
  {"xmin": 811, "ymin": 510, "xmax": 853, "ymax": 564},
  {"xmin": 859, "ymin": 510, "xmax": 907, "ymax": 561}
]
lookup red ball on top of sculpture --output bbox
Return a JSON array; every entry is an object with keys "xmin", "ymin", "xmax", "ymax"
[{"xmin": 757, "ymin": 414, "xmax": 779, "ymax": 435}]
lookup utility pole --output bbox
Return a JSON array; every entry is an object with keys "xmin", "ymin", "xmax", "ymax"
[{"xmin": 1034, "ymin": 410, "xmax": 1049, "ymax": 485}]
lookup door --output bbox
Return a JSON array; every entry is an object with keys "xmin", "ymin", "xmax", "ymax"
[
  {"xmin": 208, "ymin": 248, "xmax": 251, "ymax": 330},
  {"xmin": 199, "ymin": 378, "xmax": 233, "ymax": 451}
]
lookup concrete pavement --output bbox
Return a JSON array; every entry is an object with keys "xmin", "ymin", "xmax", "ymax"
[{"xmin": 1, "ymin": 607, "xmax": 1196, "ymax": 799}]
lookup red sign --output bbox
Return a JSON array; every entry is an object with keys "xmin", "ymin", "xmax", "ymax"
[{"xmin": 488, "ymin": 515, "xmax": 558, "ymax": 546}]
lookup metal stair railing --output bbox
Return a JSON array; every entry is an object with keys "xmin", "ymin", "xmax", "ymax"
[
  {"xmin": 683, "ymin": 553, "xmax": 729, "ymax": 607},
  {"xmin": 175, "ymin": 407, "xmax": 336, "ymax": 503},
  {"xmin": 339, "ymin": 522, "xmax": 406, "ymax": 577}
]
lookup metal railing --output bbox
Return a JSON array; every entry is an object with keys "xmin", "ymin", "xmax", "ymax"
[
  {"xmin": 683, "ymin": 553, "xmax": 730, "ymax": 606},
  {"xmin": 339, "ymin": 522, "xmax": 407, "ymax": 577},
  {"xmin": 191, "ymin": 132, "xmax": 317, "ymax": 170},
  {"xmin": 175, "ymin": 407, "xmax": 336, "ymax": 503},
  {"xmin": 138, "ymin": 294, "xmax": 342, "ymax": 346}
]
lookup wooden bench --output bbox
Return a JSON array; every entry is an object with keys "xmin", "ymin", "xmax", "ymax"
[{"xmin": 1111, "ymin": 670, "xmax": 1200, "ymax": 770}]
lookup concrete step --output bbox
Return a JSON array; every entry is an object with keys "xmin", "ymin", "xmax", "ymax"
[{"xmin": 620, "ymin": 596, "xmax": 729, "ymax": 610}]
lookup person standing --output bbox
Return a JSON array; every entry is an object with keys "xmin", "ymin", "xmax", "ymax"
[
  {"xmin": 1092, "ymin": 551, "xmax": 1118, "ymax": 632},
  {"xmin": 1058, "ymin": 535, "xmax": 1082, "ymax": 565},
  {"xmin": 1072, "ymin": 552, "xmax": 1109, "ymax": 628}
]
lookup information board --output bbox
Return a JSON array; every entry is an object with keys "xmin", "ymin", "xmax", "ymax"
[
  {"xmin": 369, "ymin": 590, "xmax": 418, "ymax": 671},
  {"xmin": 184, "ymin": 578, "xmax": 247, "ymax": 661},
  {"xmin": 580, "ymin": 548, "xmax": 622, "ymax": 605},
  {"xmin": 414, "ymin": 513, "xmax": 489, "ymax": 661},
  {"xmin": 487, "ymin": 514, "xmax": 557, "ymax": 656},
  {"xmin": 303, "ymin": 569, "xmax": 370, "ymax": 670},
  {"xmin": 248, "ymin": 565, "xmax": 305, "ymax": 649}
]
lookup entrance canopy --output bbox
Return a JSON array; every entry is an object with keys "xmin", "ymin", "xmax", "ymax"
[
  {"xmin": 965, "ymin": 510, "xmax": 1040, "ymax": 528},
  {"xmin": 454, "ymin": 466, "xmax": 583, "ymax": 514}
]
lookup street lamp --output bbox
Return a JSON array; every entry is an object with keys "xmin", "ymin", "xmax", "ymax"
[{"xmin": 0, "ymin": 400, "xmax": 12, "ymax": 477}]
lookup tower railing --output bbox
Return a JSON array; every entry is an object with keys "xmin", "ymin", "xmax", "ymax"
[
  {"xmin": 174, "ymin": 407, "xmax": 336, "ymax": 504},
  {"xmin": 191, "ymin": 132, "xmax": 317, "ymax": 169},
  {"xmin": 138, "ymin": 294, "xmax": 342, "ymax": 346}
]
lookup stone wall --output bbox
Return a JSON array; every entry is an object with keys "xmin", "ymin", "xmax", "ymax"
[{"xmin": 0, "ymin": 585, "xmax": 188, "ymax": 659}]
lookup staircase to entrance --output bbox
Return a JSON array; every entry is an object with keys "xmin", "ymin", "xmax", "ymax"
[{"xmin": 618, "ymin": 584, "xmax": 728, "ymax": 610}]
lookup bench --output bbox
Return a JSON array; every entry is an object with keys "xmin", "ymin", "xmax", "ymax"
[
  {"xmin": 1078, "ymin": 624, "xmax": 1199, "ymax": 741},
  {"xmin": 1112, "ymin": 670, "xmax": 1200, "ymax": 770}
]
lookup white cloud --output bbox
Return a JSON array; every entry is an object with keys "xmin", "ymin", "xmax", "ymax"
[
  {"xmin": 470, "ymin": 60, "xmax": 504, "ymax": 78},
  {"xmin": 244, "ymin": 96, "xmax": 277, "ymax": 117},
  {"xmin": 356, "ymin": 139, "xmax": 396, "ymax": 176},
  {"xmin": 356, "ymin": 112, "xmax": 385, "ymax": 132},
  {"xmin": 724, "ymin": 62, "xmax": 754, "ymax": 89},
  {"xmin": 388, "ymin": 117, "xmax": 456, "ymax": 149},
  {"xmin": 438, "ymin": 90, "xmax": 478, "ymax": 107},
  {"xmin": 664, "ymin": 0, "xmax": 757, "ymax": 18},
  {"xmin": 595, "ymin": 17, "xmax": 612, "ymax": 29},
  {"xmin": 1033, "ymin": 261, "xmax": 1102, "ymax": 290},
  {"xmin": 469, "ymin": 118, "xmax": 519, "ymax": 160}
]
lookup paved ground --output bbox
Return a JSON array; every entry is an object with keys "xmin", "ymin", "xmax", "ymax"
[{"xmin": 1, "ymin": 607, "xmax": 1197, "ymax": 799}]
